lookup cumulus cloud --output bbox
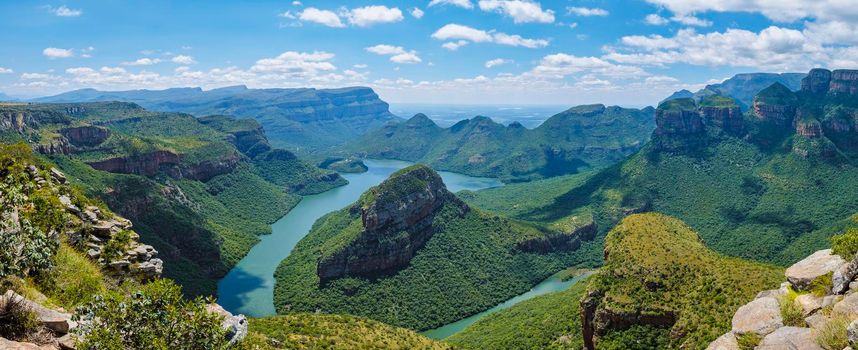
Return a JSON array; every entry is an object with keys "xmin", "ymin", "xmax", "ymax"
[
  {"xmin": 250, "ymin": 51, "xmax": 337, "ymax": 77},
  {"xmin": 428, "ymin": 0, "xmax": 473, "ymax": 9},
  {"xmin": 49, "ymin": 5, "xmax": 82, "ymax": 17},
  {"xmin": 346, "ymin": 6, "xmax": 404, "ymax": 27},
  {"xmin": 478, "ymin": 0, "xmax": 554, "ymax": 23},
  {"xmin": 172, "ymin": 55, "xmax": 197, "ymax": 64},
  {"xmin": 411, "ymin": 8, "xmax": 425, "ymax": 19},
  {"xmin": 297, "ymin": 7, "xmax": 345, "ymax": 27},
  {"xmin": 432, "ymin": 23, "xmax": 549, "ymax": 49},
  {"xmin": 485, "ymin": 58, "xmax": 512, "ymax": 68},
  {"xmin": 529, "ymin": 54, "xmax": 648, "ymax": 79},
  {"xmin": 42, "ymin": 48, "xmax": 73, "ymax": 59},
  {"xmin": 601, "ymin": 26, "xmax": 856, "ymax": 71},
  {"xmin": 122, "ymin": 58, "xmax": 162, "ymax": 66},
  {"xmin": 0, "ymin": 67, "xmax": 12, "ymax": 74},
  {"xmin": 671, "ymin": 15, "xmax": 712, "ymax": 27},
  {"xmin": 366, "ymin": 45, "xmax": 422, "ymax": 64},
  {"xmin": 644, "ymin": 0, "xmax": 858, "ymax": 22},
  {"xmin": 567, "ymin": 7, "xmax": 608, "ymax": 17},
  {"xmin": 645, "ymin": 14, "xmax": 669, "ymax": 25}
]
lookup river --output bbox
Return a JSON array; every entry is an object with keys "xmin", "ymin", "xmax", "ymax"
[{"xmin": 217, "ymin": 159, "xmax": 503, "ymax": 317}]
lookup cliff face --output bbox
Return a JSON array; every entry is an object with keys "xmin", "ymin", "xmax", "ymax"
[
  {"xmin": 59, "ymin": 125, "xmax": 111, "ymax": 147},
  {"xmin": 652, "ymin": 99, "xmax": 705, "ymax": 151},
  {"xmin": 700, "ymin": 105, "xmax": 745, "ymax": 135},
  {"xmin": 317, "ymin": 165, "xmax": 468, "ymax": 282},
  {"xmin": 800, "ymin": 68, "xmax": 858, "ymax": 96},
  {"xmin": 87, "ymin": 150, "xmax": 181, "ymax": 177},
  {"xmin": 0, "ymin": 106, "xmax": 70, "ymax": 132}
]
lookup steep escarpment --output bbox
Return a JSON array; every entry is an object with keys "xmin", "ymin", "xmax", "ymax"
[
  {"xmin": 36, "ymin": 86, "xmax": 398, "ymax": 152},
  {"xmin": 0, "ymin": 102, "xmax": 345, "ymax": 296},
  {"xmin": 274, "ymin": 165, "xmax": 587, "ymax": 330},
  {"xmin": 345, "ymin": 105, "xmax": 655, "ymax": 182},
  {"xmin": 580, "ymin": 213, "xmax": 783, "ymax": 349},
  {"xmin": 317, "ymin": 165, "xmax": 468, "ymax": 282}
]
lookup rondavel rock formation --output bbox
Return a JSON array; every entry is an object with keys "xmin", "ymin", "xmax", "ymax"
[
  {"xmin": 708, "ymin": 248, "xmax": 858, "ymax": 350},
  {"xmin": 316, "ymin": 165, "xmax": 469, "ymax": 283}
]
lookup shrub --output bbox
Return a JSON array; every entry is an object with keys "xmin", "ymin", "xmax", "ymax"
[
  {"xmin": 74, "ymin": 279, "xmax": 229, "ymax": 350},
  {"xmin": 832, "ymin": 227, "xmax": 858, "ymax": 260},
  {"xmin": 816, "ymin": 316, "xmax": 849, "ymax": 350},
  {"xmin": 0, "ymin": 292, "xmax": 42, "ymax": 342},
  {"xmin": 779, "ymin": 287, "xmax": 806, "ymax": 327},
  {"xmin": 737, "ymin": 332, "xmax": 761, "ymax": 350}
]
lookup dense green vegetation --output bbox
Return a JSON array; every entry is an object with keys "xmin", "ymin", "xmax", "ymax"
[
  {"xmin": 0, "ymin": 102, "xmax": 346, "ymax": 296},
  {"xmin": 274, "ymin": 167, "xmax": 595, "ymax": 330},
  {"xmin": 447, "ymin": 276, "xmax": 590, "ymax": 349},
  {"xmin": 588, "ymin": 213, "xmax": 783, "ymax": 348},
  {"xmin": 344, "ymin": 105, "xmax": 655, "ymax": 182},
  {"xmin": 249, "ymin": 314, "xmax": 450, "ymax": 349}
]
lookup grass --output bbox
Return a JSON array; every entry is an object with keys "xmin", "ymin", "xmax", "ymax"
[
  {"xmin": 35, "ymin": 244, "xmax": 107, "ymax": 309},
  {"xmin": 737, "ymin": 333, "xmax": 762, "ymax": 350},
  {"xmin": 249, "ymin": 314, "xmax": 451, "ymax": 350},
  {"xmin": 816, "ymin": 315, "xmax": 850, "ymax": 350},
  {"xmin": 779, "ymin": 287, "xmax": 805, "ymax": 327}
]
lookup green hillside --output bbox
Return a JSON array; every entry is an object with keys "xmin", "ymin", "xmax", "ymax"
[
  {"xmin": 447, "ymin": 276, "xmax": 591, "ymax": 350},
  {"xmin": 0, "ymin": 102, "xmax": 345, "ymax": 296},
  {"xmin": 583, "ymin": 213, "xmax": 783, "ymax": 348},
  {"xmin": 274, "ymin": 165, "xmax": 594, "ymax": 330},
  {"xmin": 344, "ymin": 105, "xmax": 655, "ymax": 182}
]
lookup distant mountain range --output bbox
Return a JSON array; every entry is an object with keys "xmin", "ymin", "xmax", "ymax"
[
  {"xmin": 34, "ymin": 86, "xmax": 399, "ymax": 153},
  {"xmin": 663, "ymin": 72, "xmax": 806, "ymax": 109},
  {"xmin": 343, "ymin": 105, "xmax": 656, "ymax": 182}
]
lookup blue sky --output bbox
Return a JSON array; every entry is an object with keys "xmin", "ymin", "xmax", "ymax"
[{"xmin": 1, "ymin": 0, "xmax": 856, "ymax": 106}]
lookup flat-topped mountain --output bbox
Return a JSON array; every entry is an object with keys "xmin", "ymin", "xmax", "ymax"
[
  {"xmin": 0, "ymin": 101, "xmax": 345, "ymax": 296},
  {"xmin": 34, "ymin": 86, "xmax": 398, "ymax": 152},
  {"xmin": 274, "ymin": 165, "xmax": 594, "ymax": 330},
  {"xmin": 344, "ymin": 104, "xmax": 655, "ymax": 182}
]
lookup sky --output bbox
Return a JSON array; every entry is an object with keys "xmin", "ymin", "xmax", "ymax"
[{"xmin": 1, "ymin": 0, "xmax": 857, "ymax": 107}]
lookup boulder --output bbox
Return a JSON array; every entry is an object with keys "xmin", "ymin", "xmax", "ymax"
[
  {"xmin": 785, "ymin": 249, "xmax": 845, "ymax": 291},
  {"xmin": 706, "ymin": 332, "xmax": 739, "ymax": 350},
  {"xmin": 731, "ymin": 296, "xmax": 783, "ymax": 336},
  {"xmin": 0, "ymin": 338, "xmax": 54, "ymax": 350},
  {"xmin": 804, "ymin": 313, "xmax": 828, "ymax": 330},
  {"xmin": 834, "ymin": 292, "xmax": 858, "ymax": 317},
  {"xmin": 834, "ymin": 253, "xmax": 858, "ymax": 294},
  {"xmin": 49, "ymin": 168, "xmax": 66, "ymax": 184},
  {"xmin": 795, "ymin": 294, "xmax": 822, "ymax": 316},
  {"xmin": 1, "ymin": 290, "xmax": 76, "ymax": 334},
  {"xmin": 849, "ymin": 319, "xmax": 858, "ymax": 345},
  {"xmin": 756, "ymin": 327, "xmax": 822, "ymax": 350},
  {"xmin": 205, "ymin": 303, "xmax": 247, "ymax": 345}
]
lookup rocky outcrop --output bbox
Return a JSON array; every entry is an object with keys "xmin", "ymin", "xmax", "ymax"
[
  {"xmin": 205, "ymin": 303, "xmax": 248, "ymax": 345},
  {"xmin": 316, "ymin": 165, "xmax": 468, "ymax": 282},
  {"xmin": 830, "ymin": 70, "xmax": 858, "ymax": 95},
  {"xmin": 33, "ymin": 139, "xmax": 70, "ymax": 156},
  {"xmin": 580, "ymin": 288, "xmax": 675, "ymax": 349},
  {"xmin": 515, "ymin": 221, "xmax": 596, "ymax": 253},
  {"xmin": 59, "ymin": 126, "xmax": 111, "ymax": 147},
  {"xmin": 731, "ymin": 296, "xmax": 783, "ymax": 336},
  {"xmin": 182, "ymin": 151, "xmax": 242, "ymax": 182},
  {"xmin": 0, "ymin": 107, "xmax": 70, "ymax": 133},
  {"xmin": 701, "ymin": 105, "xmax": 745, "ymax": 135},
  {"xmin": 87, "ymin": 150, "xmax": 180, "ymax": 177},
  {"xmin": 653, "ymin": 99, "xmax": 705, "ymax": 151},
  {"xmin": 785, "ymin": 249, "xmax": 845, "ymax": 291},
  {"xmin": 801, "ymin": 69, "xmax": 833, "ymax": 95},
  {"xmin": 1, "ymin": 291, "xmax": 77, "ymax": 335},
  {"xmin": 757, "ymin": 327, "xmax": 823, "ymax": 350}
]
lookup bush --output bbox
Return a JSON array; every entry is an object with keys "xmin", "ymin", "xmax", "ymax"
[
  {"xmin": 779, "ymin": 288, "xmax": 805, "ymax": 327},
  {"xmin": 816, "ymin": 316, "xmax": 849, "ymax": 350},
  {"xmin": 737, "ymin": 332, "xmax": 761, "ymax": 350},
  {"xmin": 74, "ymin": 279, "xmax": 230, "ymax": 350},
  {"xmin": 832, "ymin": 227, "xmax": 858, "ymax": 260}
]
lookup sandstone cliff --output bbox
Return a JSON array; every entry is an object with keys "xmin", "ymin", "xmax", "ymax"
[{"xmin": 316, "ymin": 165, "xmax": 468, "ymax": 282}]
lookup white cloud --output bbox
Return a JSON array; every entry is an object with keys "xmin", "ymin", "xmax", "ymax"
[
  {"xmin": 603, "ymin": 26, "xmax": 850, "ymax": 71},
  {"xmin": 346, "ymin": 6, "xmax": 404, "ymax": 27},
  {"xmin": 292, "ymin": 1, "xmax": 302, "ymax": 5},
  {"xmin": 442, "ymin": 40, "xmax": 470, "ymax": 50},
  {"xmin": 485, "ymin": 58, "xmax": 512, "ymax": 68},
  {"xmin": 671, "ymin": 14, "xmax": 712, "ymax": 27},
  {"xmin": 431, "ymin": 23, "xmax": 549, "ymax": 48},
  {"xmin": 645, "ymin": 14, "xmax": 669, "ymax": 25},
  {"xmin": 42, "ymin": 48, "xmax": 73, "ymax": 59},
  {"xmin": 645, "ymin": 75, "xmax": 680, "ymax": 84},
  {"xmin": 478, "ymin": 0, "xmax": 555, "ymax": 23},
  {"xmin": 411, "ymin": 8, "xmax": 425, "ymax": 19},
  {"xmin": 298, "ymin": 8, "xmax": 345, "ymax": 27},
  {"xmin": 644, "ymin": 0, "xmax": 858, "ymax": 23},
  {"xmin": 567, "ymin": 7, "xmax": 609, "ymax": 17},
  {"xmin": 172, "ymin": 55, "xmax": 197, "ymax": 64},
  {"xmin": 250, "ymin": 51, "xmax": 337, "ymax": 77},
  {"xmin": 529, "ymin": 53, "xmax": 648, "ymax": 79},
  {"xmin": 428, "ymin": 0, "xmax": 473, "ymax": 9},
  {"xmin": 51, "ymin": 5, "xmax": 82, "ymax": 17},
  {"xmin": 353, "ymin": 64, "xmax": 368, "ymax": 69},
  {"xmin": 366, "ymin": 45, "xmax": 422, "ymax": 64},
  {"xmin": 122, "ymin": 58, "xmax": 162, "ymax": 66},
  {"xmin": 0, "ymin": 67, "xmax": 12, "ymax": 74}
]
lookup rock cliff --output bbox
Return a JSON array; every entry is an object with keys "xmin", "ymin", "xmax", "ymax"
[{"xmin": 316, "ymin": 165, "xmax": 468, "ymax": 282}]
